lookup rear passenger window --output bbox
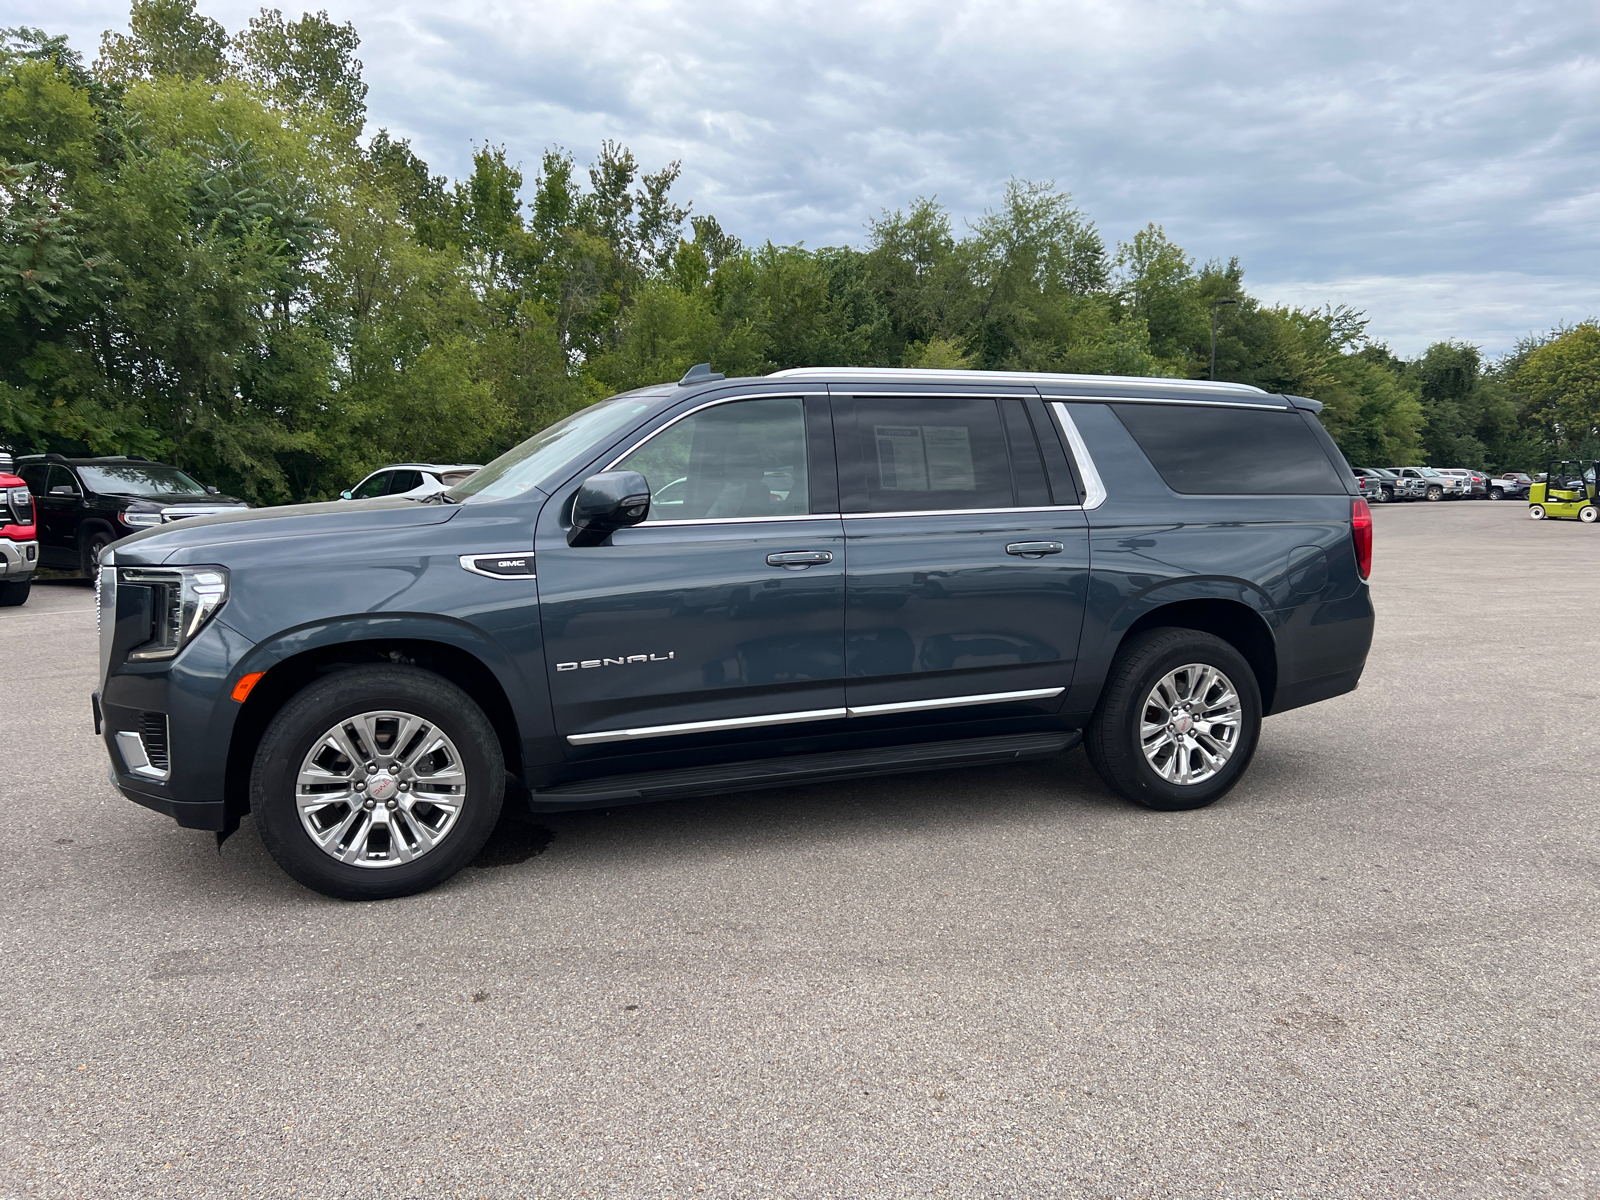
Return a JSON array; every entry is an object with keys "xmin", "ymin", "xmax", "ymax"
[
  {"xmin": 1111, "ymin": 404, "xmax": 1344, "ymax": 495},
  {"xmin": 844, "ymin": 397, "xmax": 1014, "ymax": 512},
  {"xmin": 385, "ymin": 470, "xmax": 424, "ymax": 494}
]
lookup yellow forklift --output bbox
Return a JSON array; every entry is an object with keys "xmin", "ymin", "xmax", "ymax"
[{"xmin": 1528, "ymin": 460, "xmax": 1599, "ymax": 522}]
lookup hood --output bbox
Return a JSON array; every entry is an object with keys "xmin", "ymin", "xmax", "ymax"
[
  {"xmin": 0, "ymin": 472, "xmax": 21, "ymax": 489},
  {"xmin": 109, "ymin": 491, "xmax": 249, "ymax": 508},
  {"xmin": 112, "ymin": 495, "xmax": 461, "ymax": 565}
]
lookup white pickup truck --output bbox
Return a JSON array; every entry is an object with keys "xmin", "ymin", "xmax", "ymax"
[{"xmin": 1391, "ymin": 466, "xmax": 1470, "ymax": 501}]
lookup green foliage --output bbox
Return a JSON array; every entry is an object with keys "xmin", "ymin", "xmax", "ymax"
[
  {"xmin": 1511, "ymin": 324, "xmax": 1600, "ymax": 459},
  {"xmin": 0, "ymin": 3, "xmax": 1577, "ymax": 496}
]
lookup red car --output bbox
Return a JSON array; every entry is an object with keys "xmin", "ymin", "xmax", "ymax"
[{"xmin": 0, "ymin": 468, "xmax": 38, "ymax": 605}]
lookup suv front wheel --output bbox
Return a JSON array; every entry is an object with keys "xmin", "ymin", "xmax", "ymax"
[
  {"xmin": 252, "ymin": 665, "xmax": 505, "ymax": 900},
  {"xmin": 1085, "ymin": 628, "xmax": 1262, "ymax": 811}
]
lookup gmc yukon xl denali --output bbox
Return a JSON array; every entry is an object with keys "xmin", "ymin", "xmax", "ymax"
[{"xmin": 95, "ymin": 368, "xmax": 1375, "ymax": 900}]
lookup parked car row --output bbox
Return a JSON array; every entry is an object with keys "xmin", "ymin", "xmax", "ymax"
[
  {"xmin": 1350, "ymin": 465, "xmax": 1532, "ymax": 502},
  {"xmin": 0, "ymin": 451, "xmax": 481, "ymax": 608}
]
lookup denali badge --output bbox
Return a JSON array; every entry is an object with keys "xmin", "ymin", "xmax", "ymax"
[{"xmin": 557, "ymin": 652, "xmax": 674, "ymax": 671}]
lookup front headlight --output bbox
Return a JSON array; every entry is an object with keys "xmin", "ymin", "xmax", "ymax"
[
  {"xmin": 120, "ymin": 510, "xmax": 163, "ymax": 529},
  {"xmin": 120, "ymin": 565, "xmax": 229, "ymax": 662}
]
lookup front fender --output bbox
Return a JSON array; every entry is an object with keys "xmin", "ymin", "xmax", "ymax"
[{"xmin": 223, "ymin": 611, "xmax": 555, "ymax": 754}]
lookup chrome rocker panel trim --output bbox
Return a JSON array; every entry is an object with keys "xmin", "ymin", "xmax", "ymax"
[{"xmin": 567, "ymin": 687, "xmax": 1065, "ymax": 746}]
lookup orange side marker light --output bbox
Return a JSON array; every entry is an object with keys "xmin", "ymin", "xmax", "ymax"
[{"xmin": 232, "ymin": 671, "xmax": 265, "ymax": 703}]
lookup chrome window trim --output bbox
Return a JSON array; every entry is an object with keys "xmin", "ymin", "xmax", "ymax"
[
  {"xmin": 626, "ymin": 513, "xmax": 842, "ymax": 528},
  {"xmin": 458, "ymin": 551, "xmax": 537, "ymax": 580},
  {"xmin": 565, "ymin": 687, "xmax": 1065, "ymax": 745},
  {"xmin": 843, "ymin": 505, "xmax": 1081, "ymax": 520},
  {"xmin": 1050, "ymin": 404, "xmax": 1107, "ymax": 510},
  {"xmin": 1040, "ymin": 393, "xmax": 1290, "ymax": 411}
]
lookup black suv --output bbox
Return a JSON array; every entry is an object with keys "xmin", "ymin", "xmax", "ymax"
[
  {"xmin": 15, "ymin": 455, "xmax": 247, "ymax": 574},
  {"xmin": 95, "ymin": 368, "xmax": 1375, "ymax": 900}
]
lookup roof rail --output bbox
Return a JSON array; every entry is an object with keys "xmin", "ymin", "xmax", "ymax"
[{"xmin": 764, "ymin": 366, "xmax": 1267, "ymax": 394}]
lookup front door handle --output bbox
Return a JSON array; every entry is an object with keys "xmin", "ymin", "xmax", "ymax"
[
  {"xmin": 766, "ymin": 550, "xmax": 834, "ymax": 570},
  {"xmin": 1006, "ymin": 541, "xmax": 1065, "ymax": 558}
]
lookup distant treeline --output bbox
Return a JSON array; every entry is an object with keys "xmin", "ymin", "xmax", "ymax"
[{"xmin": 2, "ymin": 2, "xmax": 1597, "ymax": 502}]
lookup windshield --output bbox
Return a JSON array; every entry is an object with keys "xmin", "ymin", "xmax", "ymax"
[
  {"xmin": 449, "ymin": 394, "xmax": 665, "ymax": 503},
  {"xmin": 77, "ymin": 464, "xmax": 208, "ymax": 496},
  {"xmin": 1417, "ymin": 467, "xmax": 1441, "ymax": 477}
]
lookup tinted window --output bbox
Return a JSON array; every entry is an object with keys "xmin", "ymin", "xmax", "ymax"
[
  {"xmin": 452, "ymin": 393, "xmax": 663, "ymax": 503},
  {"xmin": 386, "ymin": 470, "xmax": 424, "ymax": 494},
  {"xmin": 349, "ymin": 472, "xmax": 390, "ymax": 499},
  {"xmin": 618, "ymin": 397, "xmax": 809, "ymax": 521},
  {"xmin": 1112, "ymin": 404, "xmax": 1344, "ymax": 495},
  {"xmin": 18, "ymin": 465, "xmax": 46, "ymax": 493},
  {"xmin": 46, "ymin": 464, "xmax": 78, "ymax": 494},
  {"xmin": 76, "ymin": 464, "xmax": 206, "ymax": 495},
  {"xmin": 846, "ymin": 397, "xmax": 1014, "ymax": 512}
]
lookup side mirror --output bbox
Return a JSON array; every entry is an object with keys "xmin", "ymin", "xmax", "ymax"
[
  {"xmin": 205, "ymin": 485, "xmax": 218, "ymax": 494},
  {"xmin": 568, "ymin": 471, "xmax": 650, "ymax": 547},
  {"xmin": 339, "ymin": 490, "xmax": 352, "ymax": 500},
  {"xmin": 49, "ymin": 485, "xmax": 75, "ymax": 496}
]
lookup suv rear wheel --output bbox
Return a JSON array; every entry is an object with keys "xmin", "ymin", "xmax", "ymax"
[
  {"xmin": 252, "ymin": 665, "xmax": 505, "ymax": 900},
  {"xmin": 1085, "ymin": 628, "xmax": 1262, "ymax": 811}
]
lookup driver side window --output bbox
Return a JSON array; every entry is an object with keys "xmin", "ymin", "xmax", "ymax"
[
  {"xmin": 617, "ymin": 397, "xmax": 810, "ymax": 521},
  {"xmin": 350, "ymin": 471, "xmax": 391, "ymax": 500}
]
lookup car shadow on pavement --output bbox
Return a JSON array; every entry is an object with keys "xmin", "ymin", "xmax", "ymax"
[{"xmin": 187, "ymin": 746, "xmax": 1138, "ymax": 902}]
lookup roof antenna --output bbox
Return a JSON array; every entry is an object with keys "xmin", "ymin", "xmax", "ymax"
[{"xmin": 678, "ymin": 362, "xmax": 725, "ymax": 387}]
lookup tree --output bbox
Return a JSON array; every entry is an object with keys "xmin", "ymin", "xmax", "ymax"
[
  {"xmin": 1512, "ymin": 324, "xmax": 1600, "ymax": 458},
  {"xmin": 96, "ymin": 0, "xmax": 228, "ymax": 85}
]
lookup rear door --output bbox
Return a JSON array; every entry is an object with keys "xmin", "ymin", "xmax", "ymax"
[
  {"xmin": 832, "ymin": 388, "xmax": 1090, "ymax": 723},
  {"xmin": 535, "ymin": 392, "xmax": 848, "ymax": 758}
]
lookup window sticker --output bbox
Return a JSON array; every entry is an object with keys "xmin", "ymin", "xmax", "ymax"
[{"xmin": 874, "ymin": 424, "xmax": 976, "ymax": 492}]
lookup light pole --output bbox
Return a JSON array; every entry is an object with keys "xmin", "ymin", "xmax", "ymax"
[{"xmin": 1210, "ymin": 299, "xmax": 1237, "ymax": 381}]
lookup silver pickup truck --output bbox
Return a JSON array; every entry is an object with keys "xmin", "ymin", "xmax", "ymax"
[
  {"xmin": 1354, "ymin": 466, "xmax": 1422, "ymax": 502},
  {"xmin": 1391, "ymin": 466, "xmax": 1470, "ymax": 501}
]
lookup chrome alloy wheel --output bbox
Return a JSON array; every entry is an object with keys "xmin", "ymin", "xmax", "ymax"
[
  {"xmin": 1138, "ymin": 663, "xmax": 1243, "ymax": 786},
  {"xmin": 295, "ymin": 710, "xmax": 468, "ymax": 868}
]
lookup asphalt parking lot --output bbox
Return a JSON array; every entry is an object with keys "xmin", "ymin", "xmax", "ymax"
[{"xmin": 2, "ymin": 501, "xmax": 1596, "ymax": 1199}]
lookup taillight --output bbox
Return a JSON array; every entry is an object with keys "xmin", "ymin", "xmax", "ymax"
[{"xmin": 1351, "ymin": 498, "xmax": 1372, "ymax": 580}]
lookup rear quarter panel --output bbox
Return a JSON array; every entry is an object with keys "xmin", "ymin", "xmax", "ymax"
[{"xmin": 1059, "ymin": 402, "xmax": 1372, "ymax": 720}]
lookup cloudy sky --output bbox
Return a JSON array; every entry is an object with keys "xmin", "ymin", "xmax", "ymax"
[{"xmin": 21, "ymin": 0, "xmax": 1600, "ymax": 356}]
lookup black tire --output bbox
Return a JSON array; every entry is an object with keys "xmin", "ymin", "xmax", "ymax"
[
  {"xmin": 1426, "ymin": 486, "xmax": 1443, "ymax": 501},
  {"xmin": 1085, "ymin": 628, "xmax": 1262, "ymax": 812},
  {"xmin": 80, "ymin": 528, "xmax": 114, "ymax": 576},
  {"xmin": 1369, "ymin": 486, "xmax": 1387, "ymax": 503},
  {"xmin": 1489, "ymin": 488, "xmax": 1503, "ymax": 501},
  {"xmin": 252, "ymin": 665, "xmax": 505, "ymax": 900},
  {"xmin": 0, "ymin": 578, "xmax": 29, "ymax": 607}
]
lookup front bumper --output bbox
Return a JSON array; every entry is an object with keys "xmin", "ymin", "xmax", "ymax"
[
  {"xmin": 99, "ymin": 617, "xmax": 256, "ymax": 832},
  {"xmin": 0, "ymin": 538, "xmax": 37, "ymax": 578}
]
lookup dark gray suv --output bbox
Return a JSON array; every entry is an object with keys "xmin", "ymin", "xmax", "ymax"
[{"xmin": 95, "ymin": 368, "xmax": 1375, "ymax": 900}]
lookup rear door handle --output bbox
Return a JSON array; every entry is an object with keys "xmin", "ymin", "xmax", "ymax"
[
  {"xmin": 1006, "ymin": 541, "xmax": 1065, "ymax": 558},
  {"xmin": 766, "ymin": 550, "xmax": 833, "ymax": 569}
]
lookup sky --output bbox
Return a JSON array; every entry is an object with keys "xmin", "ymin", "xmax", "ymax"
[{"xmin": 17, "ymin": 0, "xmax": 1600, "ymax": 357}]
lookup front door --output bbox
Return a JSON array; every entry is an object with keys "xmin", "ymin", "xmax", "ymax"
[
  {"xmin": 34, "ymin": 464, "xmax": 81, "ymax": 566},
  {"xmin": 833, "ymin": 392, "xmax": 1090, "ymax": 721},
  {"xmin": 535, "ymin": 394, "xmax": 847, "ymax": 762}
]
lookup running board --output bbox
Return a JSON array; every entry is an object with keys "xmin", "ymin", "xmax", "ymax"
[{"xmin": 527, "ymin": 730, "xmax": 1081, "ymax": 811}]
